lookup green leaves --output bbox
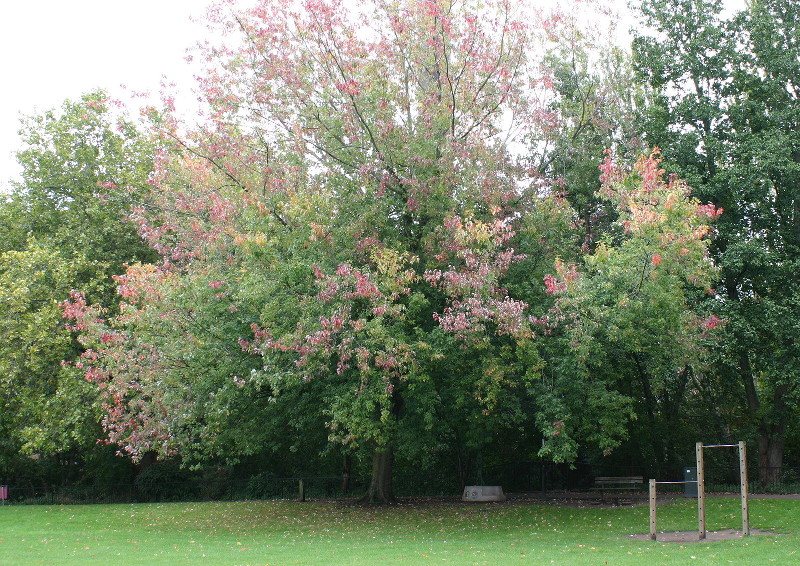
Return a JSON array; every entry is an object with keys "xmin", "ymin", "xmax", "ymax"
[
  {"xmin": 0, "ymin": 91, "xmax": 158, "ymax": 473},
  {"xmin": 0, "ymin": 243, "xmax": 102, "ymax": 456},
  {"xmin": 633, "ymin": 0, "xmax": 800, "ymax": 481},
  {"xmin": 540, "ymin": 151, "xmax": 719, "ymax": 467}
]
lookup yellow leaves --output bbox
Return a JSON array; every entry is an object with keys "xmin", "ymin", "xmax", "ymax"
[
  {"xmin": 602, "ymin": 150, "xmax": 713, "ymax": 244},
  {"xmin": 691, "ymin": 225, "xmax": 711, "ymax": 240},
  {"xmin": 233, "ymin": 232, "xmax": 268, "ymax": 247},
  {"xmin": 628, "ymin": 202, "xmax": 667, "ymax": 230},
  {"xmin": 308, "ymin": 223, "xmax": 331, "ymax": 243},
  {"xmin": 448, "ymin": 213, "xmax": 512, "ymax": 251},
  {"xmin": 462, "ymin": 218, "xmax": 494, "ymax": 245},
  {"xmin": 255, "ymin": 200, "xmax": 271, "ymax": 217},
  {"xmin": 367, "ymin": 247, "xmax": 419, "ymax": 301},
  {"xmin": 371, "ymin": 247, "xmax": 418, "ymax": 279}
]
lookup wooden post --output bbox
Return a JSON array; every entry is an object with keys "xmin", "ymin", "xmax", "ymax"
[
  {"xmin": 739, "ymin": 441, "xmax": 750, "ymax": 536},
  {"xmin": 696, "ymin": 442, "xmax": 706, "ymax": 540},
  {"xmin": 299, "ymin": 479, "xmax": 305, "ymax": 502},
  {"xmin": 649, "ymin": 479, "xmax": 657, "ymax": 540}
]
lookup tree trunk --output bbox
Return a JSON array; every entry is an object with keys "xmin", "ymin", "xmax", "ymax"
[
  {"xmin": 363, "ymin": 448, "xmax": 395, "ymax": 504},
  {"xmin": 133, "ymin": 451, "xmax": 157, "ymax": 482},
  {"xmin": 757, "ymin": 384, "xmax": 788, "ymax": 485},
  {"xmin": 663, "ymin": 367, "xmax": 691, "ymax": 473},
  {"xmin": 758, "ymin": 432, "xmax": 784, "ymax": 485},
  {"xmin": 630, "ymin": 353, "xmax": 666, "ymax": 477},
  {"xmin": 740, "ymin": 350, "xmax": 788, "ymax": 486},
  {"xmin": 457, "ymin": 451, "xmax": 473, "ymax": 490},
  {"xmin": 341, "ymin": 454, "xmax": 352, "ymax": 493}
]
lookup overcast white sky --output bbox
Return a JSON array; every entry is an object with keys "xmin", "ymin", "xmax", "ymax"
[
  {"xmin": 0, "ymin": 0, "xmax": 747, "ymax": 192},
  {"xmin": 0, "ymin": 0, "xmax": 210, "ymax": 190}
]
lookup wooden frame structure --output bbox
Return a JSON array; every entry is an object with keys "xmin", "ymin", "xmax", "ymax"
[{"xmin": 649, "ymin": 441, "xmax": 749, "ymax": 540}]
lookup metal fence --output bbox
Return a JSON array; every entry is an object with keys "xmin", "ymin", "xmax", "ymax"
[
  {"xmin": 2, "ymin": 475, "xmax": 370, "ymax": 506},
  {"xmin": 2, "ymin": 464, "xmax": 798, "ymax": 506}
]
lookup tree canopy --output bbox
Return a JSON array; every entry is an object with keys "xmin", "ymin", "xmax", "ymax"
[
  {"xmin": 3, "ymin": 0, "xmax": 797, "ymax": 501},
  {"xmin": 633, "ymin": 0, "xmax": 800, "ymax": 483},
  {"xmin": 0, "ymin": 91, "xmax": 157, "ymax": 481},
  {"xmin": 50, "ymin": 0, "xmax": 719, "ymax": 503}
]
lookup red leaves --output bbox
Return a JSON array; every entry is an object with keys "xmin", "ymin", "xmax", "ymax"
[
  {"xmin": 335, "ymin": 79, "xmax": 362, "ymax": 96},
  {"xmin": 543, "ymin": 274, "xmax": 561, "ymax": 295},
  {"xmin": 599, "ymin": 149, "xmax": 719, "ymax": 259},
  {"xmin": 695, "ymin": 203, "xmax": 723, "ymax": 219},
  {"xmin": 114, "ymin": 264, "xmax": 168, "ymax": 302},
  {"xmin": 60, "ymin": 291, "xmax": 91, "ymax": 331},
  {"xmin": 315, "ymin": 264, "xmax": 385, "ymax": 303},
  {"xmin": 543, "ymin": 261, "xmax": 578, "ymax": 296},
  {"xmin": 598, "ymin": 149, "xmax": 622, "ymax": 187},
  {"xmin": 426, "ymin": 214, "xmax": 533, "ymax": 339}
]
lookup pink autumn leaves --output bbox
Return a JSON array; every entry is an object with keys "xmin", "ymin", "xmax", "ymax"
[
  {"xmin": 247, "ymin": 212, "xmax": 538, "ymax": 376},
  {"xmin": 425, "ymin": 214, "xmax": 537, "ymax": 341},
  {"xmin": 244, "ymin": 247, "xmax": 418, "ymax": 379},
  {"xmin": 60, "ymin": 285, "xmax": 175, "ymax": 462},
  {"xmin": 597, "ymin": 149, "xmax": 722, "ymax": 238},
  {"xmin": 543, "ymin": 149, "xmax": 724, "ymax": 338}
]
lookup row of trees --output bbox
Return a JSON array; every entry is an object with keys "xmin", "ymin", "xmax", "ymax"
[
  {"xmin": 634, "ymin": 0, "xmax": 800, "ymax": 482},
  {"xmin": 1, "ymin": 0, "xmax": 797, "ymax": 501}
]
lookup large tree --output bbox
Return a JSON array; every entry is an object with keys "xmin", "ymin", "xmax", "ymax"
[
  {"xmin": 64, "ymin": 0, "xmax": 725, "ymax": 500},
  {"xmin": 544, "ymin": 150, "xmax": 722, "ymax": 476},
  {"xmin": 633, "ymin": 0, "xmax": 800, "ymax": 483},
  {"xmin": 66, "ymin": 0, "xmax": 649, "ymax": 502}
]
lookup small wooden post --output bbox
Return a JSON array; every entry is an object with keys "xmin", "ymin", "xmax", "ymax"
[
  {"xmin": 649, "ymin": 479, "xmax": 657, "ymax": 540},
  {"xmin": 739, "ymin": 441, "xmax": 750, "ymax": 536},
  {"xmin": 299, "ymin": 479, "xmax": 305, "ymax": 502},
  {"xmin": 696, "ymin": 442, "xmax": 706, "ymax": 540}
]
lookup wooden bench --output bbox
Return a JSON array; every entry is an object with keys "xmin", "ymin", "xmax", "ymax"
[{"xmin": 592, "ymin": 476, "xmax": 644, "ymax": 505}]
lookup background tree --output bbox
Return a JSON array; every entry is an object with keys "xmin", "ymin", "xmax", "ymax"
[
  {"xmin": 10, "ymin": 92, "xmax": 155, "ymax": 270},
  {"xmin": 0, "ymin": 91, "xmax": 156, "ymax": 481},
  {"xmin": 545, "ymin": 150, "xmax": 721, "ymax": 476},
  {"xmin": 530, "ymin": 4, "xmax": 646, "ymax": 252},
  {"xmin": 633, "ymin": 0, "xmax": 800, "ymax": 483}
]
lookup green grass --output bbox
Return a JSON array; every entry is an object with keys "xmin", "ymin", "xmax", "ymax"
[{"xmin": 0, "ymin": 497, "xmax": 796, "ymax": 565}]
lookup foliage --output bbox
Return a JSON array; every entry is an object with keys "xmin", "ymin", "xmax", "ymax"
[
  {"xmin": 0, "ymin": 91, "xmax": 157, "ymax": 469},
  {"xmin": 63, "ymin": 0, "xmax": 653, "ymax": 502},
  {"xmin": 530, "ymin": 3, "xmax": 646, "ymax": 251},
  {"xmin": 133, "ymin": 460, "xmax": 201, "ymax": 502},
  {"xmin": 0, "ymin": 243, "xmax": 102, "ymax": 455},
  {"xmin": 49, "ymin": 0, "xmax": 733, "ymax": 502},
  {"xmin": 9, "ymin": 90, "xmax": 156, "ymax": 274},
  {"xmin": 540, "ymin": 150, "xmax": 720, "ymax": 468},
  {"xmin": 633, "ymin": 0, "xmax": 800, "ymax": 481}
]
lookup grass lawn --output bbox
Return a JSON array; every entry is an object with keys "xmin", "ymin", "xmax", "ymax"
[{"xmin": 0, "ymin": 496, "xmax": 796, "ymax": 565}]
